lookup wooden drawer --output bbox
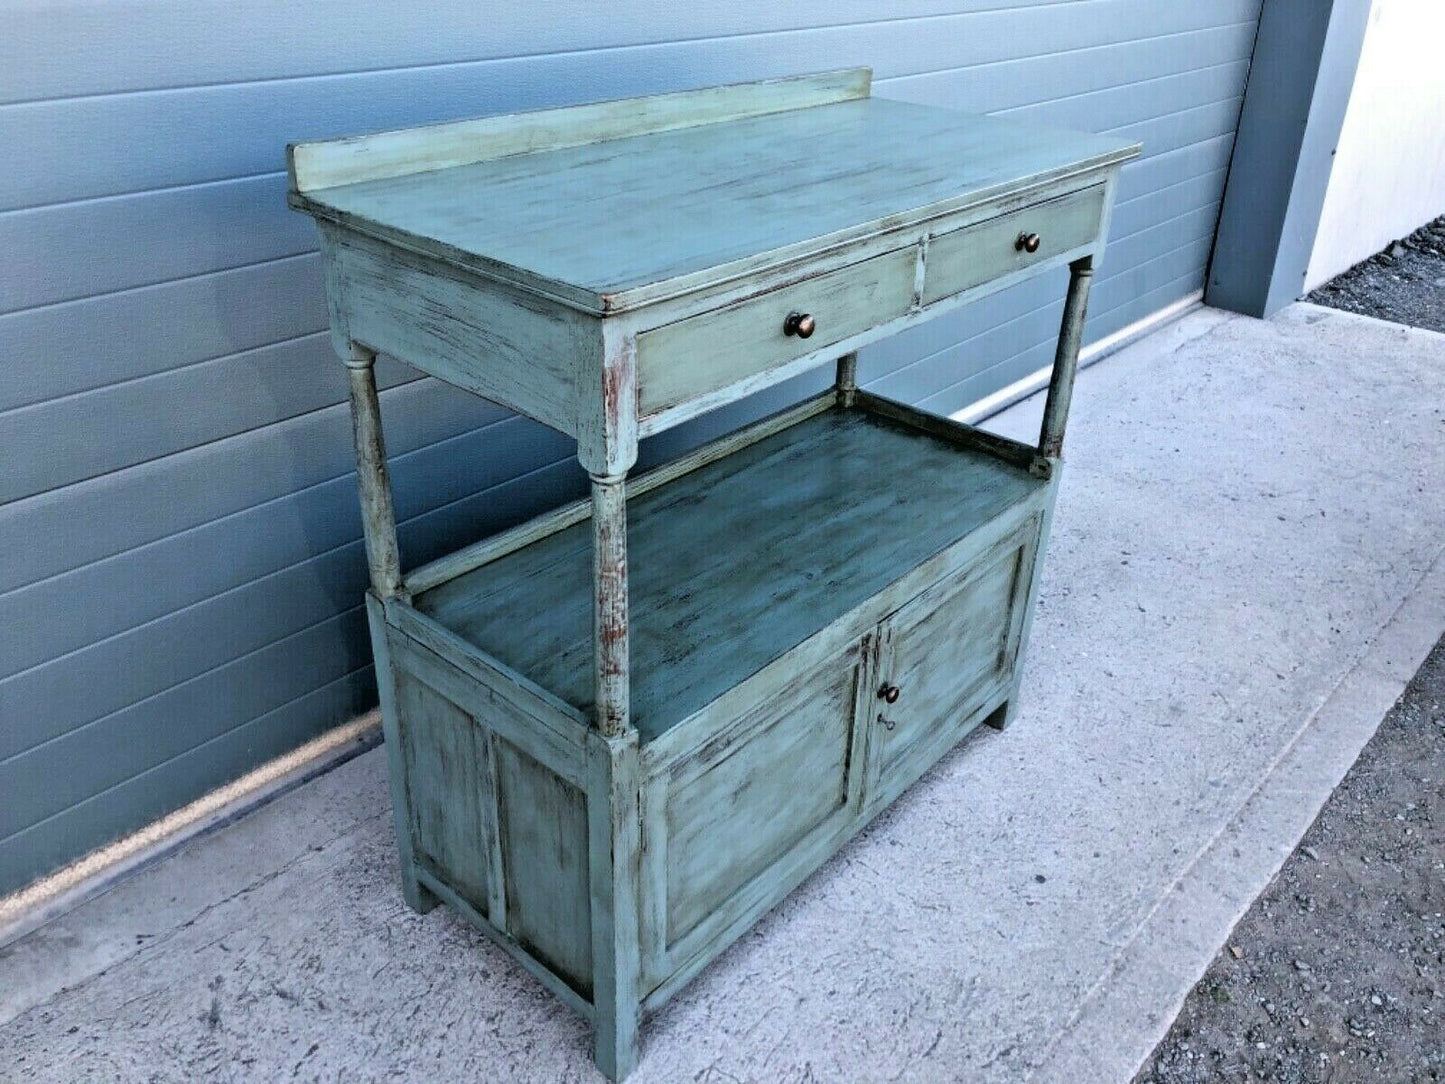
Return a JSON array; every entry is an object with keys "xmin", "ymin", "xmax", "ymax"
[
  {"xmin": 867, "ymin": 527, "xmax": 1036, "ymax": 793},
  {"xmin": 636, "ymin": 246, "xmax": 917, "ymax": 418},
  {"xmin": 642, "ymin": 638, "xmax": 871, "ymax": 989},
  {"xmin": 921, "ymin": 184, "xmax": 1106, "ymax": 306}
]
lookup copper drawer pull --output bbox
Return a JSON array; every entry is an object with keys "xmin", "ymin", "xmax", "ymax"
[
  {"xmin": 877, "ymin": 683, "xmax": 901, "ymax": 704},
  {"xmin": 1016, "ymin": 231, "xmax": 1042, "ymax": 254},
  {"xmin": 783, "ymin": 311, "xmax": 816, "ymax": 338}
]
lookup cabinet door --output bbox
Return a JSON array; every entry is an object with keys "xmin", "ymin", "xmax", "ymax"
[
  {"xmin": 866, "ymin": 523, "xmax": 1038, "ymax": 803},
  {"xmin": 641, "ymin": 636, "xmax": 873, "ymax": 994}
]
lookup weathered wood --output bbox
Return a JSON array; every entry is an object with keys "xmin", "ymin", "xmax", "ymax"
[
  {"xmin": 404, "ymin": 391, "xmax": 835, "ymax": 596},
  {"xmin": 645, "ymin": 640, "xmax": 868, "ymax": 986},
  {"xmin": 991, "ymin": 468, "xmax": 1064, "ymax": 731},
  {"xmin": 366, "ymin": 593, "xmax": 436, "ymax": 914},
  {"xmin": 853, "ymin": 389, "xmax": 1053, "ymax": 479},
  {"xmin": 640, "ymin": 490, "xmax": 1042, "ymax": 772},
  {"xmin": 323, "ymin": 224, "xmax": 592, "ymax": 440},
  {"xmin": 415, "ymin": 407, "xmax": 1048, "ymax": 741},
  {"xmin": 344, "ymin": 343, "xmax": 403, "ymax": 598},
  {"xmin": 288, "ymin": 68, "xmax": 873, "ymax": 194},
  {"xmin": 292, "ymin": 95, "xmax": 1136, "ymax": 314},
  {"xmin": 578, "ymin": 319, "xmax": 639, "ymax": 480},
  {"xmin": 302, "ymin": 95, "xmax": 1131, "ymax": 461},
  {"xmin": 293, "ymin": 75, "xmax": 1134, "ymax": 1081},
  {"xmin": 864, "ymin": 526, "xmax": 1035, "ymax": 794},
  {"xmin": 834, "ymin": 351, "xmax": 858, "ymax": 407},
  {"xmin": 495, "ymin": 736, "xmax": 595, "ymax": 996},
  {"xmin": 632, "ymin": 185, "xmax": 1113, "ymax": 439},
  {"xmin": 386, "ymin": 603, "xmax": 588, "ymax": 783},
  {"xmin": 664, "ymin": 641, "xmax": 860, "ymax": 939},
  {"xmin": 414, "ymin": 866, "xmax": 594, "ymax": 1024},
  {"xmin": 387, "ymin": 629, "xmax": 587, "ymax": 787},
  {"xmin": 591, "ymin": 475, "xmax": 630, "ymax": 739},
  {"xmin": 393, "ymin": 669, "xmax": 494, "ymax": 908},
  {"xmin": 635, "ymin": 246, "xmax": 915, "ymax": 418},
  {"xmin": 1039, "ymin": 255, "xmax": 1096, "ymax": 458},
  {"xmin": 588, "ymin": 729, "xmax": 643, "ymax": 1080},
  {"xmin": 921, "ymin": 183, "xmax": 1106, "ymax": 305}
]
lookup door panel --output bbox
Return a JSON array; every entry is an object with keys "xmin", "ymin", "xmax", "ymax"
[
  {"xmin": 642, "ymin": 636, "xmax": 872, "ymax": 990},
  {"xmin": 868, "ymin": 523, "xmax": 1038, "ymax": 794}
]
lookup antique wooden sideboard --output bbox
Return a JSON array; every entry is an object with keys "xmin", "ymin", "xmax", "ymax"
[{"xmin": 288, "ymin": 69, "xmax": 1138, "ymax": 1080}]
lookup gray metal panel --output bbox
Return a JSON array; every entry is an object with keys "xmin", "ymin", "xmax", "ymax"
[
  {"xmin": 0, "ymin": 0, "xmax": 1261, "ymax": 894},
  {"xmin": 1206, "ymin": 0, "xmax": 1372, "ymax": 317}
]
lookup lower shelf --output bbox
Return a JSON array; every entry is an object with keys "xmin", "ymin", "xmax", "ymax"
[{"xmin": 415, "ymin": 399, "xmax": 1048, "ymax": 742}]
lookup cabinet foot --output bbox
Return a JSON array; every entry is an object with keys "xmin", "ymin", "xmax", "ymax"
[
  {"xmin": 399, "ymin": 867, "xmax": 440, "ymax": 915},
  {"xmin": 592, "ymin": 1003, "xmax": 641, "ymax": 1082},
  {"xmin": 983, "ymin": 700, "xmax": 1013, "ymax": 731}
]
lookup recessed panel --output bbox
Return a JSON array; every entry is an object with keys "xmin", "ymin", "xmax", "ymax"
[{"xmin": 664, "ymin": 648, "xmax": 861, "ymax": 944}]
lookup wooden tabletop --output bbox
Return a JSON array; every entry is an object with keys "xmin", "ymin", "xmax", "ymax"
[{"xmin": 293, "ymin": 92, "xmax": 1137, "ymax": 314}]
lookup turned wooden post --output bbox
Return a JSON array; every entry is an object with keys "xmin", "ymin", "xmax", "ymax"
[
  {"xmin": 1038, "ymin": 255, "xmax": 1095, "ymax": 459},
  {"xmin": 835, "ymin": 351, "xmax": 859, "ymax": 407},
  {"xmin": 591, "ymin": 474, "xmax": 631, "ymax": 739},
  {"xmin": 344, "ymin": 342, "xmax": 404, "ymax": 597},
  {"xmin": 345, "ymin": 340, "xmax": 436, "ymax": 914}
]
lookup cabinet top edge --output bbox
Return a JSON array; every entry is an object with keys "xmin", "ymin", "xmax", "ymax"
[
  {"xmin": 289, "ymin": 81, "xmax": 1139, "ymax": 316},
  {"xmin": 286, "ymin": 68, "xmax": 873, "ymax": 195}
]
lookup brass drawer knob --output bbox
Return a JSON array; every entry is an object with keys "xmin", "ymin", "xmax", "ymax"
[
  {"xmin": 1016, "ymin": 231, "xmax": 1042, "ymax": 254},
  {"xmin": 877, "ymin": 683, "xmax": 901, "ymax": 704},
  {"xmin": 783, "ymin": 311, "xmax": 816, "ymax": 338}
]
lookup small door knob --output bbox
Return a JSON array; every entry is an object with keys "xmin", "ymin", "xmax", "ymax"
[
  {"xmin": 1016, "ymin": 232, "xmax": 1042, "ymax": 254},
  {"xmin": 783, "ymin": 311, "xmax": 816, "ymax": 338},
  {"xmin": 877, "ymin": 683, "xmax": 901, "ymax": 704}
]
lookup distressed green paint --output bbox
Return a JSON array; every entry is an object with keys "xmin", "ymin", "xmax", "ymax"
[
  {"xmin": 291, "ymin": 71, "xmax": 1130, "ymax": 1081},
  {"xmin": 291, "ymin": 90, "xmax": 1134, "ymax": 313},
  {"xmin": 636, "ymin": 245, "xmax": 916, "ymax": 416},
  {"xmin": 921, "ymin": 183, "xmax": 1107, "ymax": 305},
  {"xmin": 416, "ymin": 408, "xmax": 1048, "ymax": 740}
]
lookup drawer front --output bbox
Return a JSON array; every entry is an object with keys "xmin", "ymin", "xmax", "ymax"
[
  {"xmin": 636, "ymin": 246, "xmax": 917, "ymax": 418},
  {"xmin": 643, "ymin": 638, "xmax": 871, "ymax": 988},
  {"xmin": 870, "ymin": 525, "xmax": 1037, "ymax": 787},
  {"xmin": 921, "ymin": 184, "xmax": 1106, "ymax": 306}
]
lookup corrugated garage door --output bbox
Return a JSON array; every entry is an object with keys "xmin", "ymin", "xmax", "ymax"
[{"xmin": 0, "ymin": 1, "xmax": 1261, "ymax": 894}]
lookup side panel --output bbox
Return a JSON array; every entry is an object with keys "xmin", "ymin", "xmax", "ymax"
[
  {"xmin": 394, "ymin": 670, "xmax": 495, "ymax": 909},
  {"xmin": 321, "ymin": 223, "xmax": 595, "ymax": 439},
  {"xmin": 384, "ymin": 616, "xmax": 595, "ymax": 1001},
  {"xmin": 495, "ymin": 739, "xmax": 595, "ymax": 998}
]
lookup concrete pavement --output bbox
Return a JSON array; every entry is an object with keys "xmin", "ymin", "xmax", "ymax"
[{"xmin": 2, "ymin": 302, "xmax": 1442, "ymax": 1082}]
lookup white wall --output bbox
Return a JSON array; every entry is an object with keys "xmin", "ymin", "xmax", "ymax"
[{"xmin": 1306, "ymin": 0, "xmax": 1445, "ymax": 289}]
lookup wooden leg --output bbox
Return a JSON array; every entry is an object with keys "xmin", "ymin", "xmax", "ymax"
[
  {"xmin": 366, "ymin": 594, "xmax": 437, "ymax": 914},
  {"xmin": 591, "ymin": 473, "xmax": 631, "ymax": 739},
  {"xmin": 1038, "ymin": 256, "xmax": 1095, "ymax": 459},
  {"xmin": 344, "ymin": 343, "xmax": 404, "ymax": 598},
  {"xmin": 835, "ymin": 351, "xmax": 858, "ymax": 408},
  {"xmin": 347, "ymin": 344, "xmax": 433, "ymax": 911},
  {"xmin": 991, "ymin": 472, "xmax": 1063, "ymax": 732},
  {"xmin": 589, "ymin": 729, "xmax": 643, "ymax": 1081}
]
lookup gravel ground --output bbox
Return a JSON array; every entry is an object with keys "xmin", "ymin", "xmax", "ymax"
[
  {"xmin": 1134, "ymin": 635, "xmax": 1445, "ymax": 1084},
  {"xmin": 1306, "ymin": 214, "xmax": 1445, "ymax": 334}
]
